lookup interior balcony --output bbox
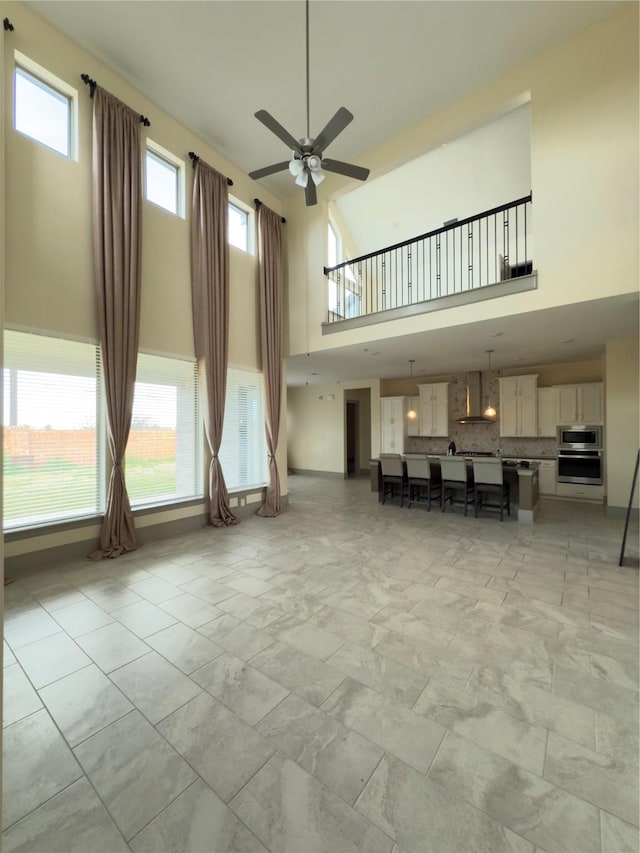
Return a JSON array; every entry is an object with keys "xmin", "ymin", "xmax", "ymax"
[{"xmin": 323, "ymin": 194, "xmax": 535, "ymax": 335}]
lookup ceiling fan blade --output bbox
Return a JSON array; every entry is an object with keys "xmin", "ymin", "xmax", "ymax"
[
  {"xmin": 255, "ymin": 110, "xmax": 302, "ymax": 154},
  {"xmin": 321, "ymin": 158, "xmax": 370, "ymax": 182},
  {"xmin": 305, "ymin": 179, "xmax": 317, "ymax": 206},
  {"xmin": 249, "ymin": 161, "xmax": 291, "ymax": 180},
  {"xmin": 312, "ymin": 107, "xmax": 353, "ymax": 153}
]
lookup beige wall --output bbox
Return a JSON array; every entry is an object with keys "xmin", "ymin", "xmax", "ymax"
[
  {"xmin": 287, "ymin": 5, "xmax": 639, "ymax": 358},
  {"xmin": 3, "ymin": 1, "xmax": 287, "ymax": 557},
  {"xmin": 605, "ymin": 338, "xmax": 639, "ymax": 511},
  {"xmin": 288, "ymin": 379, "xmax": 380, "ymax": 474}
]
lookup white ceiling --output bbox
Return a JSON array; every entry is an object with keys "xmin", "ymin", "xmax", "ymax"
[
  {"xmin": 23, "ymin": 0, "xmax": 636, "ymax": 386},
  {"xmin": 26, "ymin": 0, "xmax": 625, "ymax": 197}
]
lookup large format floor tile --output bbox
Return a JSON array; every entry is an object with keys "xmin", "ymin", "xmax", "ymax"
[
  {"xmin": 3, "ymin": 709, "xmax": 83, "ymax": 828},
  {"xmin": 229, "ymin": 752, "xmax": 394, "ymax": 852},
  {"xmin": 157, "ymin": 693, "xmax": 275, "ymax": 801},
  {"xmin": 3, "ymin": 475, "xmax": 638, "ymax": 853},
  {"xmin": 2, "ymin": 777, "xmax": 129, "ymax": 853},
  {"xmin": 73, "ymin": 710, "xmax": 196, "ymax": 841}
]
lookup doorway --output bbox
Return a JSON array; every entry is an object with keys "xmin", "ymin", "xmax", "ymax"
[{"xmin": 345, "ymin": 400, "xmax": 359, "ymax": 477}]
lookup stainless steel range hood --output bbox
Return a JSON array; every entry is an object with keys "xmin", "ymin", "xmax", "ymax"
[{"xmin": 457, "ymin": 372, "xmax": 495, "ymax": 424}]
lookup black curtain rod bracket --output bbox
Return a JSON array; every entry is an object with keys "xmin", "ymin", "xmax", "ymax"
[
  {"xmin": 81, "ymin": 73, "xmax": 97, "ymax": 98},
  {"xmin": 188, "ymin": 152, "xmax": 233, "ymax": 185},
  {"xmin": 254, "ymin": 198, "xmax": 286, "ymax": 223},
  {"xmin": 3, "ymin": 18, "xmax": 15, "ymax": 31},
  {"xmin": 81, "ymin": 73, "xmax": 151, "ymax": 125}
]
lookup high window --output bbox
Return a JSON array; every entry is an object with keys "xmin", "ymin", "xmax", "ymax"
[
  {"xmin": 145, "ymin": 142, "xmax": 184, "ymax": 216},
  {"xmin": 3, "ymin": 331, "xmax": 104, "ymax": 530},
  {"xmin": 229, "ymin": 201, "xmax": 250, "ymax": 252},
  {"xmin": 327, "ymin": 221, "xmax": 359, "ymax": 318},
  {"xmin": 14, "ymin": 53, "xmax": 76, "ymax": 158},
  {"xmin": 126, "ymin": 353, "xmax": 202, "ymax": 507},
  {"xmin": 219, "ymin": 368, "xmax": 267, "ymax": 490}
]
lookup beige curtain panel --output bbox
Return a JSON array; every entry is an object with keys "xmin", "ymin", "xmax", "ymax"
[
  {"xmin": 190, "ymin": 160, "xmax": 238, "ymax": 526},
  {"xmin": 256, "ymin": 205, "xmax": 284, "ymax": 517},
  {"xmin": 90, "ymin": 87, "xmax": 142, "ymax": 559}
]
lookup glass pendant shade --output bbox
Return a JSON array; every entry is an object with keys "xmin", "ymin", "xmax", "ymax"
[
  {"xmin": 406, "ymin": 359, "xmax": 417, "ymax": 420},
  {"xmin": 484, "ymin": 349, "xmax": 496, "ymax": 418}
]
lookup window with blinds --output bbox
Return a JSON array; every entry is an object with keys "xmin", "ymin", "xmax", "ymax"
[
  {"xmin": 219, "ymin": 367, "xmax": 267, "ymax": 490},
  {"xmin": 126, "ymin": 352, "xmax": 202, "ymax": 507},
  {"xmin": 3, "ymin": 330, "xmax": 104, "ymax": 530}
]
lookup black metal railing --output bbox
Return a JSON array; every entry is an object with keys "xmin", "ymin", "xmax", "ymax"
[{"xmin": 324, "ymin": 194, "xmax": 533, "ymax": 324}]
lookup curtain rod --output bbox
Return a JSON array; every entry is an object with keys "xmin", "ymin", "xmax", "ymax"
[
  {"xmin": 188, "ymin": 152, "xmax": 233, "ymax": 186},
  {"xmin": 254, "ymin": 198, "xmax": 286, "ymax": 224},
  {"xmin": 3, "ymin": 18, "xmax": 14, "ymax": 31},
  {"xmin": 81, "ymin": 74, "xmax": 151, "ymax": 126}
]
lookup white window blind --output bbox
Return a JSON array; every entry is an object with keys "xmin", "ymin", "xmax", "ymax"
[
  {"xmin": 219, "ymin": 367, "xmax": 267, "ymax": 490},
  {"xmin": 3, "ymin": 330, "xmax": 104, "ymax": 530},
  {"xmin": 126, "ymin": 352, "xmax": 202, "ymax": 507}
]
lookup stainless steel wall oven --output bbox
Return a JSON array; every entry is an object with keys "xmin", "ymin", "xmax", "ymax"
[
  {"xmin": 557, "ymin": 424, "xmax": 603, "ymax": 485},
  {"xmin": 557, "ymin": 450, "xmax": 603, "ymax": 485}
]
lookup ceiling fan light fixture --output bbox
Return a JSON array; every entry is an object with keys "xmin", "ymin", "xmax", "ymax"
[
  {"xmin": 248, "ymin": 0, "xmax": 369, "ymax": 205},
  {"xmin": 289, "ymin": 159, "xmax": 304, "ymax": 177}
]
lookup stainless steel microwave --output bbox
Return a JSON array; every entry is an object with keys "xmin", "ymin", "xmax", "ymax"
[{"xmin": 557, "ymin": 425, "xmax": 603, "ymax": 450}]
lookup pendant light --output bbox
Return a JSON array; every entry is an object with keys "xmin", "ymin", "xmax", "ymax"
[
  {"xmin": 407, "ymin": 360, "xmax": 418, "ymax": 420},
  {"xmin": 484, "ymin": 349, "xmax": 497, "ymax": 418}
]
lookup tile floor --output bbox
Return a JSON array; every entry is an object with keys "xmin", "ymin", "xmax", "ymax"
[{"xmin": 2, "ymin": 475, "xmax": 639, "ymax": 852}]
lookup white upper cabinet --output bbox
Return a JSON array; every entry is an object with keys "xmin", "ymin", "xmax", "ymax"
[
  {"xmin": 555, "ymin": 383, "xmax": 603, "ymax": 424},
  {"xmin": 498, "ymin": 375, "xmax": 538, "ymax": 437},
  {"xmin": 418, "ymin": 383, "xmax": 449, "ymax": 437},
  {"xmin": 537, "ymin": 387, "xmax": 557, "ymax": 437},
  {"xmin": 380, "ymin": 396, "xmax": 409, "ymax": 453}
]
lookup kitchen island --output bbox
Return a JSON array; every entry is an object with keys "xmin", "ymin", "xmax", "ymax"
[{"xmin": 370, "ymin": 456, "xmax": 540, "ymax": 523}]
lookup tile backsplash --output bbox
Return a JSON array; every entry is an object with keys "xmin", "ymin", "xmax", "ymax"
[{"xmin": 405, "ymin": 372, "xmax": 557, "ymax": 458}]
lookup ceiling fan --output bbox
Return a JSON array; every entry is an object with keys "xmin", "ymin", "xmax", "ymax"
[{"xmin": 248, "ymin": 0, "xmax": 370, "ymax": 206}]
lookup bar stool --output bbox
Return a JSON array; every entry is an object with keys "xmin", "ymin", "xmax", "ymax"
[
  {"xmin": 472, "ymin": 458, "xmax": 511, "ymax": 521},
  {"xmin": 380, "ymin": 453, "xmax": 406, "ymax": 506},
  {"xmin": 439, "ymin": 456, "xmax": 474, "ymax": 515},
  {"xmin": 405, "ymin": 455, "xmax": 441, "ymax": 511}
]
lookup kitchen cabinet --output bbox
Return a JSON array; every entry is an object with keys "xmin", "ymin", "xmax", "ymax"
[
  {"xmin": 537, "ymin": 459, "xmax": 557, "ymax": 495},
  {"xmin": 537, "ymin": 388, "xmax": 557, "ymax": 437},
  {"xmin": 380, "ymin": 396, "xmax": 409, "ymax": 453},
  {"xmin": 556, "ymin": 482, "xmax": 605, "ymax": 501},
  {"xmin": 418, "ymin": 383, "xmax": 449, "ymax": 437},
  {"xmin": 498, "ymin": 375, "xmax": 538, "ymax": 437},
  {"xmin": 555, "ymin": 383, "xmax": 603, "ymax": 424}
]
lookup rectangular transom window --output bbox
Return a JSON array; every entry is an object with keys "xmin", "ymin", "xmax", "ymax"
[
  {"xmin": 3, "ymin": 331, "xmax": 104, "ymax": 530},
  {"xmin": 219, "ymin": 367, "xmax": 267, "ymax": 490},
  {"xmin": 229, "ymin": 202, "xmax": 249, "ymax": 252},
  {"xmin": 14, "ymin": 55, "xmax": 75, "ymax": 157},
  {"xmin": 126, "ymin": 352, "xmax": 202, "ymax": 507},
  {"xmin": 145, "ymin": 142, "xmax": 184, "ymax": 216}
]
